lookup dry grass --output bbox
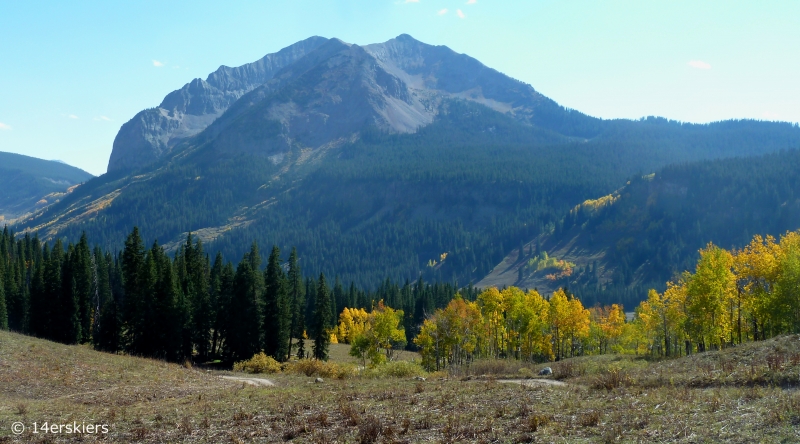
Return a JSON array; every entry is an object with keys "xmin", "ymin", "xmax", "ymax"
[{"xmin": 2, "ymin": 330, "xmax": 800, "ymax": 442}]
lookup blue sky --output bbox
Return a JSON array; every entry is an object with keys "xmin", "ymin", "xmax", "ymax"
[{"xmin": 1, "ymin": 0, "xmax": 798, "ymax": 176}]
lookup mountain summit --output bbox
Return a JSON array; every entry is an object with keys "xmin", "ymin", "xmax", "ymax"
[
  {"xmin": 17, "ymin": 35, "xmax": 800, "ymax": 296},
  {"xmin": 107, "ymin": 34, "xmax": 596, "ymax": 173}
]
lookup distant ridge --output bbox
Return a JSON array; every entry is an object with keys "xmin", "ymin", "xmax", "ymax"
[{"xmin": 0, "ymin": 152, "xmax": 94, "ymax": 220}]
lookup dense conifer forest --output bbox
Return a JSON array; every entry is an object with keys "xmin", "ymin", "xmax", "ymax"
[
  {"xmin": 0, "ymin": 226, "xmax": 476, "ymax": 364},
  {"xmin": 548, "ymin": 148, "xmax": 800, "ymax": 307},
  {"xmin": 16, "ymin": 101, "xmax": 800, "ymax": 296}
]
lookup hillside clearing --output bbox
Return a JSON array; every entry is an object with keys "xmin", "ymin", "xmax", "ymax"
[{"xmin": 1, "ymin": 330, "xmax": 799, "ymax": 442}]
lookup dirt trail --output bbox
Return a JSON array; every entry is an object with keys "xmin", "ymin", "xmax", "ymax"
[
  {"xmin": 221, "ymin": 376, "xmax": 275, "ymax": 387},
  {"xmin": 498, "ymin": 378, "xmax": 567, "ymax": 387}
]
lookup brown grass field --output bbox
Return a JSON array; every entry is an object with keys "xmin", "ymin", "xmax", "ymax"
[{"xmin": 1, "ymin": 330, "xmax": 800, "ymax": 443}]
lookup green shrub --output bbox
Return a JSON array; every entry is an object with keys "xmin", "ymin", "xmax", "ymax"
[
  {"xmin": 233, "ymin": 352, "xmax": 282, "ymax": 374},
  {"xmin": 283, "ymin": 359, "xmax": 356, "ymax": 379}
]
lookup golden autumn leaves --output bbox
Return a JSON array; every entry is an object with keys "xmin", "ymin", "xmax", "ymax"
[
  {"xmin": 328, "ymin": 231, "xmax": 800, "ymax": 371},
  {"xmin": 639, "ymin": 232, "xmax": 800, "ymax": 356}
]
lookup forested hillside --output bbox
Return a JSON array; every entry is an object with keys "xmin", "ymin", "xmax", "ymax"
[
  {"xmin": 0, "ymin": 226, "xmax": 476, "ymax": 363},
  {"xmin": 15, "ymin": 101, "xmax": 800, "ymax": 290},
  {"xmin": 510, "ymin": 148, "xmax": 800, "ymax": 308},
  {"xmin": 12, "ymin": 34, "xmax": 800, "ymax": 292},
  {"xmin": 0, "ymin": 152, "xmax": 93, "ymax": 221}
]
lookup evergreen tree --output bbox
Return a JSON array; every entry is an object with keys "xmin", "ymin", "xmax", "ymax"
[
  {"xmin": 209, "ymin": 252, "xmax": 225, "ymax": 356},
  {"xmin": 333, "ymin": 275, "xmax": 343, "ymax": 324},
  {"xmin": 93, "ymin": 249, "xmax": 120, "ymax": 352},
  {"xmin": 122, "ymin": 228, "xmax": 154, "ymax": 355},
  {"xmin": 263, "ymin": 246, "xmax": 290, "ymax": 361},
  {"xmin": 28, "ymin": 245, "xmax": 48, "ymax": 338},
  {"xmin": 225, "ymin": 258, "xmax": 262, "ymax": 362},
  {"xmin": 181, "ymin": 234, "xmax": 212, "ymax": 360},
  {"xmin": 287, "ymin": 248, "xmax": 306, "ymax": 360},
  {"xmin": 59, "ymin": 243, "xmax": 82, "ymax": 344},
  {"xmin": 43, "ymin": 240, "xmax": 64, "ymax": 342},
  {"xmin": 152, "ymin": 243, "xmax": 190, "ymax": 361},
  {"xmin": 72, "ymin": 233, "xmax": 94, "ymax": 343},
  {"xmin": 0, "ymin": 266, "xmax": 6, "ymax": 330},
  {"xmin": 5, "ymin": 255, "xmax": 23, "ymax": 332},
  {"xmin": 305, "ymin": 276, "xmax": 317, "ymax": 337},
  {"xmin": 312, "ymin": 273, "xmax": 331, "ymax": 360}
]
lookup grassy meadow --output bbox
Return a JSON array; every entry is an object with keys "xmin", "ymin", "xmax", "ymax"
[{"xmin": 1, "ymin": 330, "xmax": 799, "ymax": 443}]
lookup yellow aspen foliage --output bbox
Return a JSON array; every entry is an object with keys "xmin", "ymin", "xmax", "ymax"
[
  {"xmin": 502, "ymin": 287, "xmax": 552, "ymax": 360},
  {"xmin": 685, "ymin": 243, "xmax": 736, "ymax": 351},
  {"xmin": 549, "ymin": 289, "xmax": 589, "ymax": 359},
  {"xmin": 349, "ymin": 301, "xmax": 406, "ymax": 367},
  {"xmin": 774, "ymin": 232, "xmax": 800, "ymax": 334},
  {"xmin": 335, "ymin": 307, "xmax": 369, "ymax": 344},
  {"xmin": 477, "ymin": 287, "xmax": 506, "ymax": 358},
  {"xmin": 733, "ymin": 234, "xmax": 781, "ymax": 341},
  {"xmin": 414, "ymin": 296, "xmax": 482, "ymax": 370}
]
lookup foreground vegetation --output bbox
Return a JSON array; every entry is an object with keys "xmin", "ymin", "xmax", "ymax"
[{"xmin": 2, "ymin": 330, "xmax": 799, "ymax": 443}]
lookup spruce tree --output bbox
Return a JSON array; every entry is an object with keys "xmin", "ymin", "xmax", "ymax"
[
  {"xmin": 5, "ymin": 257, "xmax": 22, "ymax": 332},
  {"xmin": 209, "ymin": 252, "xmax": 225, "ymax": 357},
  {"xmin": 58, "ymin": 243, "xmax": 81, "ymax": 344},
  {"xmin": 263, "ymin": 246, "xmax": 290, "ymax": 360},
  {"xmin": 0, "ymin": 267, "xmax": 7, "ymax": 331},
  {"xmin": 28, "ymin": 245, "xmax": 48, "ymax": 338},
  {"xmin": 287, "ymin": 248, "xmax": 306, "ymax": 360},
  {"xmin": 72, "ymin": 233, "xmax": 94, "ymax": 343},
  {"xmin": 181, "ymin": 235, "xmax": 212, "ymax": 360},
  {"xmin": 121, "ymin": 227, "xmax": 147, "ymax": 352},
  {"xmin": 312, "ymin": 273, "xmax": 331, "ymax": 360},
  {"xmin": 226, "ymin": 258, "xmax": 262, "ymax": 362},
  {"xmin": 151, "ymin": 244, "xmax": 189, "ymax": 362},
  {"xmin": 93, "ymin": 248, "xmax": 120, "ymax": 352},
  {"xmin": 43, "ymin": 240, "xmax": 64, "ymax": 342}
]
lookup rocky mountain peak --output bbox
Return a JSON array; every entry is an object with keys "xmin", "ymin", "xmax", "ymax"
[{"xmin": 107, "ymin": 34, "xmax": 597, "ymax": 173}]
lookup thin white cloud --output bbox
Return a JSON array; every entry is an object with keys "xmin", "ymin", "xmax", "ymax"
[
  {"xmin": 0, "ymin": 122, "xmax": 11, "ymax": 131},
  {"xmin": 94, "ymin": 116, "xmax": 112, "ymax": 121},
  {"xmin": 438, "ymin": 8, "xmax": 448, "ymax": 15},
  {"xmin": 67, "ymin": 114, "xmax": 79, "ymax": 119},
  {"xmin": 404, "ymin": 0, "xmax": 420, "ymax": 2},
  {"xmin": 466, "ymin": 0, "xmax": 477, "ymax": 4},
  {"xmin": 762, "ymin": 111, "xmax": 781, "ymax": 120},
  {"xmin": 152, "ymin": 59, "xmax": 164, "ymax": 67},
  {"xmin": 688, "ymin": 60, "xmax": 711, "ymax": 70},
  {"xmin": 457, "ymin": 9, "xmax": 465, "ymax": 18}
]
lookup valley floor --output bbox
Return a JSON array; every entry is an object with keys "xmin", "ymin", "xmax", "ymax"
[{"xmin": 1, "ymin": 330, "xmax": 799, "ymax": 443}]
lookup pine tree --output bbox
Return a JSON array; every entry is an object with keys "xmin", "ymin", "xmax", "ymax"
[
  {"xmin": 312, "ymin": 273, "xmax": 331, "ymax": 360},
  {"xmin": 209, "ymin": 252, "xmax": 225, "ymax": 357},
  {"xmin": 182, "ymin": 235, "xmax": 212, "ymax": 360},
  {"xmin": 5, "ymin": 255, "xmax": 23, "ymax": 332},
  {"xmin": 287, "ymin": 248, "xmax": 306, "ymax": 360},
  {"xmin": 305, "ymin": 276, "xmax": 317, "ymax": 337},
  {"xmin": 43, "ymin": 240, "xmax": 64, "ymax": 342},
  {"xmin": 72, "ymin": 233, "xmax": 94, "ymax": 343},
  {"xmin": 263, "ymin": 246, "xmax": 290, "ymax": 361},
  {"xmin": 93, "ymin": 249, "xmax": 120, "ymax": 352},
  {"xmin": 0, "ymin": 266, "xmax": 7, "ymax": 331},
  {"xmin": 28, "ymin": 245, "xmax": 48, "ymax": 338},
  {"xmin": 123, "ymin": 229, "xmax": 156, "ymax": 355},
  {"xmin": 226, "ymin": 258, "xmax": 262, "ymax": 362},
  {"xmin": 333, "ymin": 275, "xmax": 343, "ymax": 324}
]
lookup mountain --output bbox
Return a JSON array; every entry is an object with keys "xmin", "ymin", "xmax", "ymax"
[
  {"xmin": 0, "ymin": 152, "xmax": 93, "ymax": 222},
  {"xmin": 13, "ymin": 35, "xmax": 800, "ymax": 294},
  {"xmin": 479, "ymin": 148, "xmax": 800, "ymax": 308},
  {"xmin": 107, "ymin": 36, "xmax": 329, "ymax": 172}
]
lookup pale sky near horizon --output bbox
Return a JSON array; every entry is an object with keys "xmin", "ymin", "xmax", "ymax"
[{"xmin": 1, "ymin": 0, "xmax": 798, "ymax": 176}]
